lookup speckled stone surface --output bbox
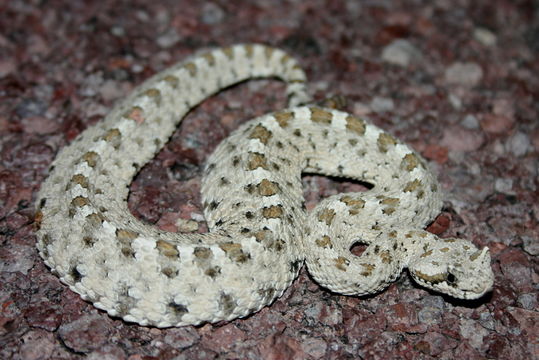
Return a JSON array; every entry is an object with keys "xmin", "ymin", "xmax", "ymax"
[{"xmin": 1, "ymin": 1, "xmax": 538, "ymax": 359}]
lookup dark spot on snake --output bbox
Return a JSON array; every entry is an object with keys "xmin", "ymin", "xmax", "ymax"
[
  {"xmin": 41, "ymin": 234, "xmax": 52, "ymax": 246},
  {"xmin": 289, "ymin": 259, "xmax": 302, "ymax": 274},
  {"xmin": 205, "ymin": 266, "xmax": 221, "ymax": 278},
  {"xmin": 194, "ymin": 247, "xmax": 212, "ymax": 259},
  {"xmin": 289, "ymin": 142, "xmax": 300, "ymax": 152},
  {"xmin": 245, "ymin": 211, "xmax": 254, "ymax": 219},
  {"xmin": 220, "ymin": 293, "xmax": 236, "ymax": 316},
  {"xmin": 162, "ymin": 267, "xmax": 179, "ymax": 278},
  {"xmin": 70, "ymin": 266, "xmax": 83, "ymax": 282},
  {"xmin": 258, "ymin": 287, "xmax": 276, "ymax": 301},
  {"xmin": 83, "ymin": 236, "xmax": 96, "ymax": 247},
  {"xmin": 278, "ymin": 157, "xmax": 291, "ymax": 166},
  {"xmin": 287, "ymin": 214, "xmax": 294, "ymax": 225},
  {"xmin": 121, "ymin": 247, "xmax": 135, "ymax": 258},
  {"xmin": 273, "ymin": 239, "xmax": 285, "ymax": 252},
  {"xmin": 208, "ymin": 201, "xmax": 219, "ymax": 210},
  {"xmin": 168, "ymin": 302, "xmax": 188, "ymax": 316},
  {"xmin": 244, "ymin": 183, "xmax": 255, "ymax": 194}
]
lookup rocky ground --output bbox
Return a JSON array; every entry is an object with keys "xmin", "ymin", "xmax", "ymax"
[{"xmin": 1, "ymin": 0, "xmax": 538, "ymax": 359}]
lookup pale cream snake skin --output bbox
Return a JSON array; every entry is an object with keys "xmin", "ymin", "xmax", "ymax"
[{"xmin": 35, "ymin": 44, "xmax": 494, "ymax": 327}]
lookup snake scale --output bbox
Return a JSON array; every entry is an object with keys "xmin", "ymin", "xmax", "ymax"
[{"xmin": 35, "ymin": 44, "xmax": 494, "ymax": 327}]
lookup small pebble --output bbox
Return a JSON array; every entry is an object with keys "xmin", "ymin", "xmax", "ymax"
[
  {"xmin": 494, "ymin": 178, "xmax": 514, "ymax": 194},
  {"xmin": 448, "ymin": 93, "xmax": 462, "ymax": 110},
  {"xmin": 201, "ymin": 2, "xmax": 225, "ymax": 25},
  {"xmin": 480, "ymin": 113, "xmax": 514, "ymax": 134},
  {"xmin": 506, "ymin": 131, "xmax": 531, "ymax": 157},
  {"xmin": 473, "ymin": 27, "xmax": 497, "ymax": 46},
  {"xmin": 517, "ymin": 292, "xmax": 537, "ymax": 309},
  {"xmin": 461, "ymin": 114, "xmax": 479, "ymax": 129},
  {"xmin": 459, "ymin": 318, "xmax": 490, "ymax": 351},
  {"xmin": 0, "ymin": 57, "xmax": 16, "ymax": 77},
  {"xmin": 110, "ymin": 26, "xmax": 125, "ymax": 37},
  {"xmin": 522, "ymin": 236, "xmax": 539, "ymax": 256},
  {"xmin": 441, "ymin": 126, "xmax": 484, "ymax": 152},
  {"xmin": 381, "ymin": 39, "xmax": 421, "ymax": 67},
  {"xmin": 478, "ymin": 311, "xmax": 496, "ymax": 331},
  {"xmin": 15, "ymin": 98, "xmax": 48, "ymax": 118},
  {"xmin": 157, "ymin": 29, "xmax": 180, "ymax": 48},
  {"xmin": 445, "ymin": 62, "xmax": 483, "ymax": 86},
  {"xmin": 370, "ymin": 97, "xmax": 394, "ymax": 112}
]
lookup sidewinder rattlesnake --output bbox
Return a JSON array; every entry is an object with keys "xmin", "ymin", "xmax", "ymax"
[{"xmin": 35, "ymin": 44, "xmax": 494, "ymax": 327}]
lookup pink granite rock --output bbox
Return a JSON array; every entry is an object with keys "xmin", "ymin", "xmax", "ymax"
[{"xmin": 1, "ymin": 0, "xmax": 537, "ymax": 359}]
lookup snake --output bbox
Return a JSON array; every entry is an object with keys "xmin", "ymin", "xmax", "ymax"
[{"xmin": 35, "ymin": 44, "xmax": 494, "ymax": 327}]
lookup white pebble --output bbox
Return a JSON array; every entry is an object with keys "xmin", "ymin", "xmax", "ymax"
[
  {"xmin": 507, "ymin": 131, "xmax": 531, "ymax": 157},
  {"xmin": 370, "ymin": 97, "xmax": 394, "ymax": 113},
  {"xmin": 445, "ymin": 62, "xmax": 483, "ymax": 86},
  {"xmin": 495, "ymin": 178, "xmax": 514, "ymax": 194},
  {"xmin": 461, "ymin": 114, "xmax": 479, "ymax": 129},
  {"xmin": 157, "ymin": 29, "xmax": 180, "ymax": 48},
  {"xmin": 448, "ymin": 93, "xmax": 462, "ymax": 110},
  {"xmin": 473, "ymin": 28, "xmax": 497, "ymax": 46},
  {"xmin": 381, "ymin": 39, "xmax": 421, "ymax": 67}
]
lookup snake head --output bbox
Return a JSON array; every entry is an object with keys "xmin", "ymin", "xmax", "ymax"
[{"xmin": 408, "ymin": 238, "xmax": 494, "ymax": 300}]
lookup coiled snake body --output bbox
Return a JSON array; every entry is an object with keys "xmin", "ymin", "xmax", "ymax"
[{"xmin": 35, "ymin": 44, "xmax": 493, "ymax": 327}]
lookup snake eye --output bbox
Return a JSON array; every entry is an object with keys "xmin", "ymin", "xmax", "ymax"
[{"xmin": 446, "ymin": 272, "xmax": 457, "ymax": 284}]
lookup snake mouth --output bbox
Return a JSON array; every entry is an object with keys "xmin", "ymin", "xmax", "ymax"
[
  {"xmin": 410, "ymin": 268, "xmax": 493, "ymax": 300},
  {"xmin": 460, "ymin": 276, "xmax": 495, "ymax": 299}
]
